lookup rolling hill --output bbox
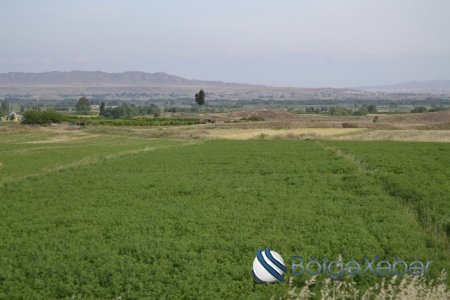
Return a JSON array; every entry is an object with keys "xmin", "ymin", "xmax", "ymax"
[
  {"xmin": 0, "ymin": 71, "xmax": 361, "ymax": 100},
  {"xmin": 0, "ymin": 71, "xmax": 226, "ymax": 87}
]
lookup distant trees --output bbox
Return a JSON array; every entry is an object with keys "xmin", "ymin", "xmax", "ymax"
[
  {"xmin": 146, "ymin": 104, "xmax": 161, "ymax": 118},
  {"xmin": 22, "ymin": 109, "xmax": 65, "ymax": 124},
  {"xmin": 411, "ymin": 106, "xmax": 427, "ymax": 113},
  {"xmin": 367, "ymin": 104, "xmax": 377, "ymax": 113},
  {"xmin": 99, "ymin": 102, "xmax": 106, "ymax": 116},
  {"xmin": 1, "ymin": 100, "xmax": 8, "ymax": 115},
  {"xmin": 305, "ymin": 107, "xmax": 321, "ymax": 113},
  {"xmin": 328, "ymin": 106, "xmax": 369, "ymax": 116},
  {"xmin": 75, "ymin": 97, "xmax": 90, "ymax": 112},
  {"xmin": 411, "ymin": 106, "xmax": 449, "ymax": 113},
  {"xmin": 100, "ymin": 103, "xmax": 159, "ymax": 118},
  {"xmin": 353, "ymin": 107, "xmax": 368, "ymax": 116},
  {"xmin": 428, "ymin": 106, "xmax": 447, "ymax": 112},
  {"xmin": 301, "ymin": 106, "xmax": 369, "ymax": 116},
  {"xmin": 110, "ymin": 105, "xmax": 137, "ymax": 118},
  {"xmin": 195, "ymin": 89, "xmax": 206, "ymax": 106},
  {"xmin": 329, "ymin": 107, "xmax": 352, "ymax": 116}
]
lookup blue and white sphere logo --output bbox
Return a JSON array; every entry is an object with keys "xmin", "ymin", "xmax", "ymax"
[{"xmin": 252, "ymin": 248, "xmax": 287, "ymax": 283}]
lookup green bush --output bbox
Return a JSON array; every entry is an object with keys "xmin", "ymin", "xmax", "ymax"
[
  {"xmin": 240, "ymin": 115, "xmax": 265, "ymax": 122},
  {"xmin": 342, "ymin": 122, "xmax": 359, "ymax": 128},
  {"xmin": 22, "ymin": 109, "xmax": 65, "ymax": 125},
  {"xmin": 66, "ymin": 117, "xmax": 206, "ymax": 127},
  {"xmin": 411, "ymin": 106, "xmax": 427, "ymax": 113},
  {"xmin": 428, "ymin": 106, "xmax": 448, "ymax": 112},
  {"xmin": 329, "ymin": 107, "xmax": 352, "ymax": 116},
  {"xmin": 353, "ymin": 107, "xmax": 368, "ymax": 116}
]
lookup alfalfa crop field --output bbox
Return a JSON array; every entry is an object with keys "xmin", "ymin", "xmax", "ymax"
[{"xmin": 0, "ymin": 127, "xmax": 449, "ymax": 299}]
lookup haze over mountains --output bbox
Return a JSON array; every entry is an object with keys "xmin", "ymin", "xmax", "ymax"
[
  {"xmin": 358, "ymin": 80, "xmax": 450, "ymax": 94},
  {"xmin": 0, "ymin": 71, "xmax": 360, "ymax": 100},
  {"xmin": 0, "ymin": 71, "xmax": 448, "ymax": 100},
  {"xmin": 0, "ymin": 71, "xmax": 228, "ymax": 87}
]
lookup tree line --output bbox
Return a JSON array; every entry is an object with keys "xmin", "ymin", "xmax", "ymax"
[{"xmin": 297, "ymin": 104, "xmax": 378, "ymax": 116}]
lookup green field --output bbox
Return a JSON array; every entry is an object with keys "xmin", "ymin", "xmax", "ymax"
[{"xmin": 0, "ymin": 129, "xmax": 449, "ymax": 299}]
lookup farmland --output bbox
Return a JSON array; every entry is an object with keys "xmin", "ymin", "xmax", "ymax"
[{"xmin": 0, "ymin": 126, "xmax": 449, "ymax": 299}]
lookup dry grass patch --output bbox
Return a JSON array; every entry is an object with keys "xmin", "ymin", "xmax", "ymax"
[
  {"xmin": 22, "ymin": 133, "xmax": 100, "ymax": 144},
  {"xmin": 288, "ymin": 270, "xmax": 449, "ymax": 299},
  {"xmin": 331, "ymin": 130, "xmax": 450, "ymax": 142},
  {"xmin": 206, "ymin": 128, "xmax": 366, "ymax": 140}
]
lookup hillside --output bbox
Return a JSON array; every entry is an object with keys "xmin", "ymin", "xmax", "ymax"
[
  {"xmin": 0, "ymin": 71, "xmax": 225, "ymax": 87},
  {"xmin": 0, "ymin": 71, "xmax": 361, "ymax": 100}
]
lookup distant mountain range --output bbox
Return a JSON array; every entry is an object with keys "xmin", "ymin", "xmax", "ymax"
[
  {"xmin": 1, "ymin": 71, "xmax": 448, "ymax": 93},
  {"xmin": 0, "ymin": 71, "xmax": 359, "ymax": 100},
  {"xmin": 0, "ymin": 71, "xmax": 448, "ymax": 99},
  {"xmin": 0, "ymin": 71, "xmax": 229, "ymax": 87},
  {"xmin": 357, "ymin": 80, "xmax": 450, "ymax": 94}
]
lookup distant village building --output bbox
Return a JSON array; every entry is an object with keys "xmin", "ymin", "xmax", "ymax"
[{"xmin": 7, "ymin": 112, "xmax": 23, "ymax": 122}]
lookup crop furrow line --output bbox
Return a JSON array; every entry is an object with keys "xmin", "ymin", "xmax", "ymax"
[
  {"xmin": 0, "ymin": 141, "xmax": 199, "ymax": 188},
  {"xmin": 315, "ymin": 141, "xmax": 374, "ymax": 175},
  {"xmin": 316, "ymin": 141, "xmax": 449, "ymax": 251}
]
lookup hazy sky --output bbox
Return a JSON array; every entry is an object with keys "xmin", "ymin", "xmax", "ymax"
[{"xmin": 1, "ymin": 0, "xmax": 449, "ymax": 87}]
